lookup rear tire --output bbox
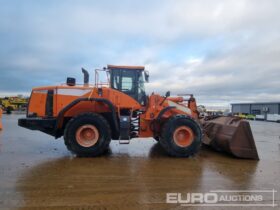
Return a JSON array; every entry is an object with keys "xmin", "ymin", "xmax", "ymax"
[
  {"xmin": 159, "ymin": 115, "xmax": 202, "ymax": 157},
  {"xmin": 64, "ymin": 113, "xmax": 111, "ymax": 157}
]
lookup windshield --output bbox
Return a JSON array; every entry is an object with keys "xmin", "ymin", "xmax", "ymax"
[
  {"xmin": 138, "ymin": 72, "xmax": 146, "ymax": 105},
  {"xmin": 139, "ymin": 73, "xmax": 145, "ymax": 92}
]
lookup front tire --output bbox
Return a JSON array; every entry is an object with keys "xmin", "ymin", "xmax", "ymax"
[
  {"xmin": 160, "ymin": 115, "xmax": 202, "ymax": 157},
  {"xmin": 64, "ymin": 113, "xmax": 111, "ymax": 157}
]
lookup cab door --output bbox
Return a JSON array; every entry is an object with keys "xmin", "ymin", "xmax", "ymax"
[{"xmin": 110, "ymin": 69, "xmax": 137, "ymax": 100}]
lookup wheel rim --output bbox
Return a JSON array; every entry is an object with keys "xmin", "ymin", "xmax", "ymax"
[
  {"xmin": 173, "ymin": 126, "xmax": 194, "ymax": 147},
  {"xmin": 75, "ymin": 125, "xmax": 99, "ymax": 147}
]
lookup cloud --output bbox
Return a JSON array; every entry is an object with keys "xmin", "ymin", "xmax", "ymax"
[{"xmin": 0, "ymin": 0, "xmax": 279, "ymax": 105}]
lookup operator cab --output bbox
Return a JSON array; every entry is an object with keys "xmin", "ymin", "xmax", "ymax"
[{"xmin": 107, "ymin": 65, "xmax": 149, "ymax": 105}]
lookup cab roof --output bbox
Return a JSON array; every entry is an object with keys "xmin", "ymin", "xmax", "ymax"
[{"xmin": 107, "ymin": 64, "xmax": 145, "ymax": 70}]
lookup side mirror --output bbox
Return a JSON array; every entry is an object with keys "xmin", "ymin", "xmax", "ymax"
[
  {"xmin": 165, "ymin": 91, "xmax": 170, "ymax": 97},
  {"xmin": 144, "ymin": 71, "xmax": 149, "ymax": 82},
  {"xmin": 160, "ymin": 90, "xmax": 171, "ymax": 106}
]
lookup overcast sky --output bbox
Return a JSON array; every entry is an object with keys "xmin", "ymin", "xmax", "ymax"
[{"xmin": 0, "ymin": 0, "xmax": 280, "ymax": 106}]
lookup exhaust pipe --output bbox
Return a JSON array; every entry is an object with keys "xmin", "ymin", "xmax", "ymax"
[{"xmin": 82, "ymin": 68, "xmax": 89, "ymax": 86}]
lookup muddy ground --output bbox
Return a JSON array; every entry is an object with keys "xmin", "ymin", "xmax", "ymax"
[{"xmin": 0, "ymin": 114, "xmax": 279, "ymax": 210}]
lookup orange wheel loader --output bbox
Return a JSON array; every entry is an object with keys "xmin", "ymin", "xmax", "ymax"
[{"xmin": 18, "ymin": 65, "xmax": 259, "ymax": 159}]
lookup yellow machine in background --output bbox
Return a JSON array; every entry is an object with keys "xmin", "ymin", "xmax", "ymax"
[
  {"xmin": 0, "ymin": 96, "xmax": 28, "ymax": 114},
  {"xmin": 234, "ymin": 113, "xmax": 256, "ymax": 120}
]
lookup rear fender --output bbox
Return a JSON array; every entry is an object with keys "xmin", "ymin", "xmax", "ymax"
[{"xmin": 54, "ymin": 98, "xmax": 119, "ymax": 138}]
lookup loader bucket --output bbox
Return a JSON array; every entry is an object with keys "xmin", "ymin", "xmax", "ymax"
[{"xmin": 201, "ymin": 116, "xmax": 259, "ymax": 160}]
